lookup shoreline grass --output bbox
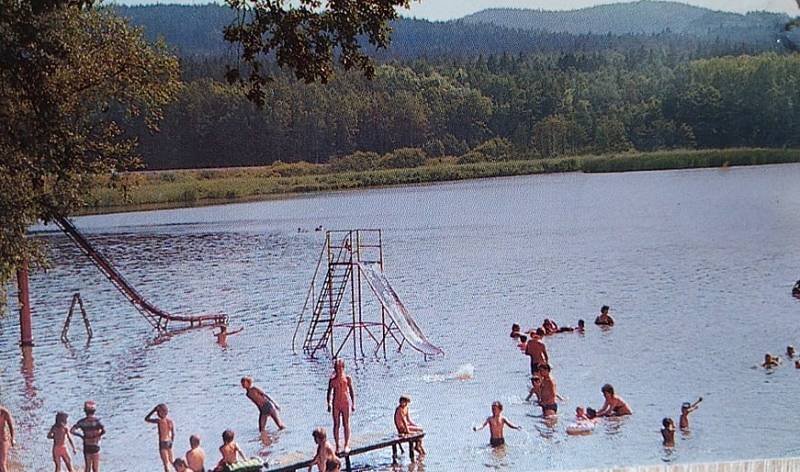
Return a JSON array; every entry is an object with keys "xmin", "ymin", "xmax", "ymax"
[{"xmin": 83, "ymin": 148, "xmax": 800, "ymax": 215}]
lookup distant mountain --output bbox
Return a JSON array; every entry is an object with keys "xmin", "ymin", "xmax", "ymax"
[
  {"xmin": 113, "ymin": 2, "xmax": 786, "ymax": 59},
  {"xmin": 461, "ymin": 1, "xmax": 788, "ymax": 36}
]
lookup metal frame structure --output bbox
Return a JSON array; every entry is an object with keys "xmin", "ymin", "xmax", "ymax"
[{"xmin": 293, "ymin": 229, "xmax": 411, "ymax": 359}]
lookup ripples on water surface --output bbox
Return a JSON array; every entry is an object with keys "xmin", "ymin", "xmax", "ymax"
[{"xmin": 3, "ymin": 165, "xmax": 800, "ymax": 471}]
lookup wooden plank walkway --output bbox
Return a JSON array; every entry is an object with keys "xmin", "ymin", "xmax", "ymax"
[{"xmin": 266, "ymin": 433, "xmax": 425, "ymax": 472}]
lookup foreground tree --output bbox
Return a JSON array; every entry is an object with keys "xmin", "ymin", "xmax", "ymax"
[
  {"xmin": 0, "ymin": 1, "xmax": 181, "ymax": 284},
  {"xmin": 224, "ymin": 0, "xmax": 412, "ymax": 105}
]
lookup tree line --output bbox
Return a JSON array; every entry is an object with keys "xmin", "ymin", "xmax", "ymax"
[{"xmin": 134, "ymin": 50, "xmax": 800, "ymax": 169}]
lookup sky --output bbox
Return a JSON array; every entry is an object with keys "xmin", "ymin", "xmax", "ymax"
[{"xmin": 114, "ymin": 0, "xmax": 800, "ymax": 18}]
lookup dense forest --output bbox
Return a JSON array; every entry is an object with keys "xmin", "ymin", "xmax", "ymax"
[{"xmin": 115, "ymin": 3, "xmax": 800, "ymax": 170}]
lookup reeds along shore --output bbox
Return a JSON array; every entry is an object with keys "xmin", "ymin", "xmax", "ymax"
[{"xmin": 85, "ymin": 149, "xmax": 800, "ymax": 214}]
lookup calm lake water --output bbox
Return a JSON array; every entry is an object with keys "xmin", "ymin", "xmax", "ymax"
[{"xmin": 4, "ymin": 164, "xmax": 800, "ymax": 472}]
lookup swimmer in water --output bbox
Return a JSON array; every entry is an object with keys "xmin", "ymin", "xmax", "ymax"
[
  {"xmin": 762, "ymin": 353, "xmax": 781, "ymax": 368},
  {"xmin": 510, "ymin": 324, "xmax": 521, "ymax": 339},
  {"xmin": 661, "ymin": 418, "xmax": 676, "ymax": 447},
  {"xmin": 473, "ymin": 401, "xmax": 521, "ymax": 447},
  {"xmin": 214, "ymin": 325, "xmax": 243, "ymax": 346},
  {"xmin": 787, "ymin": 345, "xmax": 796, "ymax": 358},
  {"xmin": 596, "ymin": 384, "xmax": 632, "ymax": 417},
  {"xmin": 595, "ymin": 305, "xmax": 615, "ymax": 326},
  {"xmin": 679, "ymin": 397, "xmax": 702, "ymax": 430},
  {"xmin": 542, "ymin": 319, "xmax": 558, "ymax": 335},
  {"xmin": 517, "ymin": 335, "xmax": 528, "ymax": 352}
]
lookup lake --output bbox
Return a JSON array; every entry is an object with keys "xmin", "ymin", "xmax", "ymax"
[{"xmin": 3, "ymin": 164, "xmax": 800, "ymax": 471}]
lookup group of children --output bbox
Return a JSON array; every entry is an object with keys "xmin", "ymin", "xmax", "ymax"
[
  {"xmin": 660, "ymin": 398, "xmax": 702, "ymax": 447},
  {"xmin": 761, "ymin": 345, "xmax": 800, "ymax": 369}
]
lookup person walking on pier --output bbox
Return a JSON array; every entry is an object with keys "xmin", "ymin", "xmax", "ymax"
[
  {"xmin": 241, "ymin": 377, "xmax": 286, "ymax": 432},
  {"xmin": 327, "ymin": 358, "xmax": 356, "ymax": 453},
  {"xmin": 71, "ymin": 401, "xmax": 105, "ymax": 472},
  {"xmin": 0, "ymin": 406, "xmax": 15, "ymax": 472}
]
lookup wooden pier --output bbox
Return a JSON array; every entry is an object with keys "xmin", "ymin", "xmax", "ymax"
[{"xmin": 266, "ymin": 432, "xmax": 424, "ymax": 472}]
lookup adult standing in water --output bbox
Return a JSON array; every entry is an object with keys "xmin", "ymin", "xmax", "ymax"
[
  {"xmin": 524, "ymin": 332, "xmax": 549, "ymax": 376},
  {"xmin": 596, "ymin": 384, "xmax": 632, "ymax": 417},
  {"xmin": 0, "ymin": 405, "xmax": 15, "ymax": 472},
  {"xmin": 327, "ymin": 358, "xmax": 355, "ymax": 453}
]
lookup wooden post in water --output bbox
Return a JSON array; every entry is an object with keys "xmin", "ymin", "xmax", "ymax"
[{"xmin": 17, "ymin": 260, "xmax": 33, "ymax": 346}]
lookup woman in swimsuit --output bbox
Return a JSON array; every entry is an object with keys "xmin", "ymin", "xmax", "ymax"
[
  {"xmin": 326, "ymin": 359, "xmax": 355, "ymax": 452},
  {"xmin": 48, "ymin": 412, "xmax": 76, "ymax": 472},
  {"xmin": 310, "ymin": 428, "xmax": 340, "ymax": 472}
]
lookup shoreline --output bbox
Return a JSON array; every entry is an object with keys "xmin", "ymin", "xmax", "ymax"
[{"xmin": 80, "ymin": 148, "xmax": 800, "ymax": 216}]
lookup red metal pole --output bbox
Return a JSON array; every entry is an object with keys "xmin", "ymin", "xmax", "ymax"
[{"xmin": 17, "ymin": 260, "xmax": 33, "ymax": 346}]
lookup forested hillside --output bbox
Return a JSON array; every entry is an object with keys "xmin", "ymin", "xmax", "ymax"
[{"xmin": 111, "ymin": 3, "xmax": 800, "ymax": 170}]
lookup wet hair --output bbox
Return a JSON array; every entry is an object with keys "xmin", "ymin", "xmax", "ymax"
[
  {"xmin": 586, "ymin": 408, "xmax": 597, "ymax": 419},
  {"xmin": 662, "ymin": 418, "xmax": 673, "ymax": 428},
  {"xmin": 222, "ymin": 430, "xmax": 235, "ymax": 444},
  {"xmin": 511, "ymin": 323, "xmax": 520, "ymax": 332},
  {"xmin": 241, "ymin": 376, "xmax": 253, "ymax": 387},
  {"xmin": 601, "ymin": 383, "xmax": 615, "ymax": 395},
  {"xmin": 312, "ymin": 427, "xmax": 327, "ymax": 442},
  {"xmin": 190, "ymin": 435, "xmax": 200, "ymax": 447},
  {"xmin": 399, "ymin": 395, "xmax": 411, "ymax": 404},
  {"xmin": 519, "ymin": 335, "xmax": 527, "ymax": 343},
  {"xmin": 536, "ymin": 328, "xmax": 545, "ymax": 336},
  {"xmin": 492, "ymin": 401, "xmax": 503, "ymax": 411},
  {"xmin": 601, "ymin": 305, "xmax": 610, "ymax": 314},
  {"xmin": 578, "ymin": 319, "xmax": 585, "ymax": 328},
  {"xmin": 55, "ymin": 411, "xmax": 68, "ymax": 426},
  {"xmin": 173, "ymin": 458, "xmax": 188, "ymax": 468}
]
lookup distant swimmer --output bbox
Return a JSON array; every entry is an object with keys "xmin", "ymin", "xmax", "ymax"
[
  {"xmin": 327, "ymin": 359, "xmax": 355, "ymax": 452},
  {"xmin": 510, "ymin": 323, "xmax": 521, "ymax": 339},
  {"xmin": 762, "ymin": 353, "xmax": 781, "ymax": 368},
  {"xmin": 0, "ymin": 405, "xmax": 15, "ymax": 472},
  {"xmin": 595, "ymin": 306, "xmax": 615, "ymax": 326},
  {"xmin": 793, "ymin": 280, "xmax": 800, "ymax": 296},
  {"xmin": 787, "ymin": 345, "xmax": 796, "ymax": 358},
  {"xmin": 542, "ymin": 319, "xmax": 558, "ymax": 335},
  {"xmin": 536, "ymin": 364, "xmax": 562, "ymax": 417},
  {"xmin": 661, "ymin": 418, "xmax": 676, "ymax": 447},
  {"xmin": 524, "ymin": 333, "xmax": 549, "ymax": 376},
  {"xmin": 394, "ymin": 395, "xmax": 426, "ymax": 456},
  {"xmin": 596, "ymin": 384, "xmax": 632, "ymax": 417},
  {"xmin": 566, "ymin": 407, "xmax": 597, "ymax": 435},
  {"xmin": 241, "ymin": 377, "xmax": 286, "ymax": 432},
  {"xmin": 575, "ymin": 406, "xmax": 590, "ymax": 422},
  {"xmin": 679, "ymin": 397, "xmax": 702, "ymax": 430},
  {"xmin": 214, "ymin": 325, "xmax": 243, "ymax": 346},
  {"xmin": 145, "ymin": 403, "xmax": 175, "ymax": 472},
  {"xmin": 473, "ymin": 401, "xmax": 521, "ymax": 447},
  {"xmin": 517, "ymin": 335, "xmax": 528, "ymax": 352}
]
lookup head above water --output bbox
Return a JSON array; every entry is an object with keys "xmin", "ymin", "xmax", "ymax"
[
  {"xmin": 157, "ymin": 404, "xmax": 168, "ymax": 417},
  {"xmin": 662, "ymin": 417, "xmax": 674, "ymax": 428},
  {"xmin": 586, "ymin": 408, "xmax": 597, "ymax": 419},
  {"xmin": 681, "ymin": 402, "xmax": 691, "ymax": 411},
  {"xmin": 519, "ymin": 335, "xmax": 528, "ymax": 343},
  {"xmin": 601, "ymin": 305, "xmax": 610, "ymax": 314},
  {"xmin": 536, "ymin": 328, "xmax": 545, "ymax": 337},
  {"xmin": 601, "ymin": 383, "xmax": 615, "ymax": 397},
  {"xmin": 576, "ymin": 406, "xmax": 585, "ymax": 415},
  {"xmin": 578, "ymin": 319, "xmax": 585, "ymax": 328},
  {"xmin": 399, "ymin": 395, "xmax": 411, "ymax": 405},
  {"xmin": 511, "ymin": 323, "xmax": 520, "ymax": 333}
]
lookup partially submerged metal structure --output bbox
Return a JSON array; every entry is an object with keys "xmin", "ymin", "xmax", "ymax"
[{"xmin": 293, "ymin": 229, "xmax": 443, "ymax": 359}]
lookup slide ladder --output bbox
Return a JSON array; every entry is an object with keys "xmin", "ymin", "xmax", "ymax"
[
  {"xmin": 301, "ymin": 235, "xmax": 353, "ymax": 357},
  {"xmin": 55, "ymin": 217, "xmax": 228, "ymax": 333}
]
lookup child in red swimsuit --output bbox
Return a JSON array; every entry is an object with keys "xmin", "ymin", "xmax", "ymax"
[
  {"xmin": 48, "ymin": 412, "xmax": 76, "ymax": 472},
  {"xmin": 327, "ymin": 359, "xmax": 355, "ymax": 452}
]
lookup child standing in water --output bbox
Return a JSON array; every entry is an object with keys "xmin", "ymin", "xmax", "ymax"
[
  {"xmin": 394, "ymin": 395, "xmax": 426, "ymax": 456},
  {"xmin": 241, "ymin": 377, "xmax": 286, "ymax": 432},
  {"xmin": 661, "ymin": 418, "xmax": 676, "ymax": 447},
  {"xmin": 48, "ymin": 412, "xmax": 76, "ymax": 472},
  {"xmin": 71, "ymin": 401, "xmax": 105, "ymax": 472},
  {"xmin": 679, "ymin": 398, "xmax": 702, "ymax": 430},
  {"xmin": 327, "ymin": 359, "xmax": 355, "ymax": 452},
  {"xmin": 473, "ymin": 401, "xmax": 521, "ymax": 447},
  {"xmin": 537, "ymin": 364, "xmax": 560, "ymax": 417},
  {"xmin": 310, "ymin": 428, "xmax": 340, "ymax": 472},
  {"xmin": 145, "ymin": 404, "xmax": 176, "ymax": 472}
]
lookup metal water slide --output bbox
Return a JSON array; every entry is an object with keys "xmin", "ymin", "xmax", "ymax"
[
  {"xmin": 356, "ymin": 262, "xmax": 444, "ymax": 356},
  {"xmin": 55, "ymin": 217, "xmax": 228, "ymax": 332}
]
